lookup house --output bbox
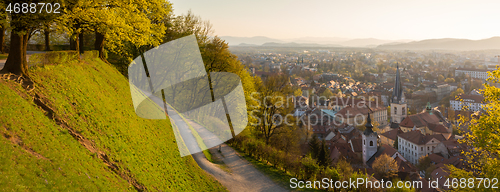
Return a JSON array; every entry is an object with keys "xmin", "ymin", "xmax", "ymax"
[
  {"xmin": 380, "ymin": 127, "xmax": 403, "ymax": 146},
  {"xmin": 335, "ymin": 104, "xmax": 387, "ymax": 126},
  {"xmin": 455, "ymin": 68, "xmax": 492, "ymax": 80},
  {"xmin": 433, "ymin": 139, "xmax": 465, "ymax": 158},
  {"xmin": 431, "ymin": 164, "xmax": 451, "ymax": 190},
  {"xmin": 450, "ymin": 94, "xmax": 485, "ymax": 112},
  {"xmin": 397, "ymin": 130, "xmax": 447, "ymax": 164},
  {"xmin": 398, "ymin": 105, "xmax": 452, "ymax": 138}
]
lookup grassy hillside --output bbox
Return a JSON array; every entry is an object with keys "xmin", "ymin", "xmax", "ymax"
[{"xmin": 0, "ymin": 55, "xmax": 226, "ymax": 191}]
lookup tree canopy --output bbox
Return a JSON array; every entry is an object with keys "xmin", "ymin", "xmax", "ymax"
[
  {"xmin": 372, "ymin": 154, "xmax": 398, "ymax": 180},
  {"xmin": 1, "ymin": 0, "xmax": 173, "ymax": 75},
  {"xmin": 448, "ymin": 67, "xmax": 500, "ymax": 191}
]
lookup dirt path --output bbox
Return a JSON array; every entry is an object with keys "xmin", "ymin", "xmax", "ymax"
[
  {"xmin": 135, "ymin": 88, "xmax": 289, "ymax": 192},
  {"xmin": 0, "ymin": 59, "xmax": 5, "ymax": 71},
  {"xmin": 181, "ymin": 119, "xmax": 287, "ymax": 191}
]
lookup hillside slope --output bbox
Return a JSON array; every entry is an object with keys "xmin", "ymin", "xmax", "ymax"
[{"xmin": 0, "ymin": 55, "xmax": 226, "ymax": 191}]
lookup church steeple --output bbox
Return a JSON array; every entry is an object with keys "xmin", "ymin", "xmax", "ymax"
[
  {"xmin": 392, "ymin": 63, "xmax": 404, "ymax": 104},
  {"xmin": 362, "ymin": 113, "xmax": 378, "ymax": 164},
  {"xmin": 363, "ymin": 113, "xmax": 374, "ymax": 136},
  {"xmin": 390, "ymin": 62, "xmax": 408, "ymax": 124},
  {"xmin": 426, "ymin": 102, "xmax": 433, "ymax": 114}
]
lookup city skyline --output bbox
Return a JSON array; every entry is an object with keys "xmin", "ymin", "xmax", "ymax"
[{"xmin": 170, "ymin": 0, "xmax": 500, "ymax": 41}]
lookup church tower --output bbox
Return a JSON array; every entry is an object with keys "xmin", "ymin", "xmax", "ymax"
[
  {"xmin": 363, "ymin": 114, "xmax": 378, "ymax": 164},
  {"xmin": 390, "ymin": 63, "xmax": 407, "ymax": 124}
]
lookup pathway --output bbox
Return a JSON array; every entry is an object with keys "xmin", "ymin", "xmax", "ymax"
[{"xmin": 139, "ymin": 88, "xmax": 287, "ymax": 192}]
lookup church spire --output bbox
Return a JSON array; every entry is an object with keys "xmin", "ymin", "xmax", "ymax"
[
  {"xmin": 363, "ymin": 113, "xmax": 374, "ymax": 136},
  {"xmin": 392, "ymin": 63, "xmax": 404, "ymax": 104}
]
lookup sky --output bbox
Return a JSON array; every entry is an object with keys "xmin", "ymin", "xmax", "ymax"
[{"xmin": 169, "ymin": 0, "xmax": 500, "ymax": 41}]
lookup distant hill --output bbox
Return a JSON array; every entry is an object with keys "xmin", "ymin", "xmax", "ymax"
[
  {"xmin": 341, "ymin": 38, "xmax": 410, "ymax": 47},
  {"xmin": 282, "ymin": 36, "xmax": 350, "ymax": 44},
  {"xmin": 222, "ymin": 36, "xmax": 411, "ymax": 47},
  {"xmin": 377, "ymin": 37, "xmax": 500, "ymax": 50},
  {"xmin": 236, "ymin": 43, "xmax": 259, "ymax": 46},
  {"xmin": 220, "ymin": 36, "xmax": 284, "ymax": 46},
  {"xmin": 260, "ymin": 42, "xmax": 343, "ymax": 47}
]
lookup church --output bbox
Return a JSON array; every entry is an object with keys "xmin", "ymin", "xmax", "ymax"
[
  {"xmin": 361, "ymin": 63, "xmax": 453, "ymax": 166},
  {"xmin": 388, "ymin": 64, "xmax": 451, "ymax": 137}
]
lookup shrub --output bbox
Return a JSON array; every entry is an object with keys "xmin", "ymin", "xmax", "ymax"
[
  {"xmin": 301, "ymin": 155, "xmax": 320, "ymax": 180},
  {"xmin": 28, "ymin": 51, "xmax": 79, "ymax": 67}
]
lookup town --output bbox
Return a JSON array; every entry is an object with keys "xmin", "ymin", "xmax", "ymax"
[{"xmin": 233, "ymin": 46, "xmax": 499, "ymax": 191}]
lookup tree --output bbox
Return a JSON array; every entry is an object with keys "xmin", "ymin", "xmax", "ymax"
[
  {"xmin": 1, "ymin": 0, "xmax": 59, "ymax": 76},
  {"xmin": 451, "ymin": 88, "xmax": 464, "ymax": 98},
  {"xmin": 372, "ymin": 154, "xmax": 398, "ymax": 180},
  {"xmin": 448, "ymin": 108, "xmax": 455, "ymax": 123},
  {"xmin": 253, "ymin": 75, "xmax": 294, "ymax": 144},
  {"xmin": 321, "ymin": 88, "xmax": 333, "ymax": 99},
  {"xmin": 0, "ymin": 1, "xmax": 8, "ymax": 54},
  {"xmin": 438, "ymin": 75, "xmax": 444, "ymax": 82},
  {"xmin": 335, "ymin": 157, "xmax": 353, "ymax": 180},
  {"xmin": 417, "ymin": 156, "xmax": 431, "ymax": 174},
  {"xmin": 308, "ymin": 136, "xmax": 320, "ymax": 159},
  {"xmin": 447, "ymin": 67, "xmax": 500, "ymax": 191},
  {"xmin": 59, "ymin": 0, "xmax": 172, "ymax": 58},
  {"xmin": 425, "ymin": 164, "xmax": 436, "ymax": 179},
  {"xmin": 293, "ymin": 88, "xmax": 302, "ymax": 97},
  {"xmin": 445, "ymin": 78, "xmax": 455, "ymax": 83},
  {"xmin": 159, "ymin": 11, "xmax": 259, "ymax": 146},
  {"xmin": 317, "ymin": 140, "xmax": 332, "ymax": 167},
  {"xmin": 301, "ymin": 155, "xmax": 320, "ymax": 180},
  {"xmin": 269, "ymin": 125, "xmax": 300, "ymax": 155},
  {"xmin": 393, "ymin": 136, "xmax": 399, "ymax": 149},
  {"xmin": 43, "ymin": 23, "xmax": 51, "ymax": 51}
]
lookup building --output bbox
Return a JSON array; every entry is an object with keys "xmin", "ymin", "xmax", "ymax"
[
  {"xmin": 450, "ymin": 94, "xmax": 485, "ymax": 112},
  {"xmin": 335, "ymin": 104, "xmax": 387, "ymax": 126},
  {"xmin": 380, "ymin": 127, "xmax": 404, "ymax": 146},
  {"xmin": 430, "ymin": 84, "xmax": 451, "ymax": 101},
  {"xmin": 433, "ymin": 140, "xmax": 465, "ymax": 158},
  {"xmin": 454, "ymin": 68, "xmax": 492, "ymax": 80},
  {"xmin": 330, "ymin": 97, "xmax": 366, "ymax": 112},
  {"xmin": 397, "ymin": 130, "xmax": 447, "ymax": 164},
  {"xmin": 390, "ymin": 64, "xmax": 408, "ymax": 124},
  {"xmin": 362, "ymin": 114, "xmax": 378, "ymax": 164},
  {"xmin": 398, "ymin": 103, "xmax": 452, "ymax": 138},
  {"xmin": 431, "ymin": 164, "xmax": 450, "ymax": 190}
]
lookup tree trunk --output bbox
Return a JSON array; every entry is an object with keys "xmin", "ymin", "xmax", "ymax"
[
  {"xmin": 0, "ymin": 31, "xmax": 28, "ymax": 76},
  {"xmin": 95, "ymin": 32, "xmax": 105, "ymax": 59},
  {"xmin": 44, "ymin": 27, "xmax": 50, "ymax": 51},
  {"xmin": 78, "ymin": 33, "xmax": 84, "ymax": 54},
  {"xmin": 0, "ymin": 26, "xmax": 5, "ymax": 53},
  {"xmin": 70, "ymin": 35, "xmax": 77, "ymax": 50}
]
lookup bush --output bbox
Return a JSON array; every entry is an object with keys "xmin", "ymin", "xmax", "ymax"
[
  {"xmin": 28, "ymin": 51, "xmax": 79, "ymax": 67},
  {"xmin": 232, "ymin": 135, "xmax": 342, "ymax": 182},
  {"xmin": 301, "ymin": 155, "xmax": 320, "ymax": 180}
]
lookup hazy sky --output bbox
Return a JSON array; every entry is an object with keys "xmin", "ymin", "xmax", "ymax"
[{"xmin": 170, "ymin": 0, "xmax": 500, "ymax": 41}]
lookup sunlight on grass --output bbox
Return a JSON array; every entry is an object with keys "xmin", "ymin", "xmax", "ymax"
[{"xmin": 0, "ymin": 55, "xmax": 226, "ymax": 191}]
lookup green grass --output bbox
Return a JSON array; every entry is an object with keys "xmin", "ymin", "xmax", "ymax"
[
  {"xmin": 0, "ymin": 56, "xmax": 226, "ymax": 191},
  {"xmin": 0, "ymin": 53, "xmax": 7, "ymax": 60}
]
